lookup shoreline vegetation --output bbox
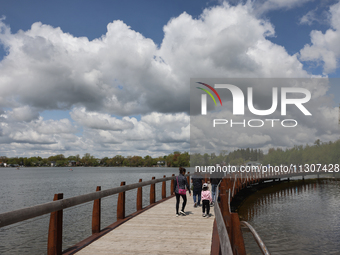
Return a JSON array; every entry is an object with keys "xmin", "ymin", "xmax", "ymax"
[
  {"xmin": 0, "ymin": 139, "xmax": 339, "ymax": 168},
  {"xmin": 0, "ymin": 151, "xmax": 190, "ymax": 168}
]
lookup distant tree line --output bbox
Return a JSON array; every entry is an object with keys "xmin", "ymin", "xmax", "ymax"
[
  {"xmin": 261, "ymin": 139, "xmax": 340, "ymax": 166},
  {"xmin": 1, "ymin": 139, "xmax": 339, "ymax": 168},
  {"xmin": 191, "ymin": 139, "xmax": 340, "ymax": 166},
  {"xmin": 191, "ymin": 148, "xmax": 264, "ymax": 166},
  {"xmin": 0, "ymin": 151, "xmax": 190, "ymax": 167}
]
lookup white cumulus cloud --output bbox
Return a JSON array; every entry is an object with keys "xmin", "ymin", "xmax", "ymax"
[
  {"xmin": 70, "ymin": 107, "xmax": 134, "ymax": 131},
  {"xmin": 0, "ymin": 2, "xmax": 338, "ymax": 157},
  {"xmin": 300, "ymin": 1, "xmax": 340, "ymax": 74}
]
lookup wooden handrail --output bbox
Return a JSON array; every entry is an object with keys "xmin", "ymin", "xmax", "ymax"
[
  {"xmin": 212, "ymin": 167, "xmax": 323, "ymax": 254},
  {"xmin": 213, "ymin": 182, "xmax": 233, "ymax": 255},
  {"xmin": 0, "ymin": 174, "xmax": 189, "ymax": 228},
  {"xmin": 240, "ymin": 221, "xmax": 271, "ymax": 255}
]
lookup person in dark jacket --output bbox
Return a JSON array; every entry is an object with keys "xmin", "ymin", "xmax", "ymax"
[
  {"xmin": 191, "ymin": 171, "xmax": 203, "ymax": 207},
  {"xmin": 210, "ymin": 170, "xmax": 224, "ymax": 205},
  {"xmin": 173, "ymin": 167, "xmax": 191, "ymax": 216}
]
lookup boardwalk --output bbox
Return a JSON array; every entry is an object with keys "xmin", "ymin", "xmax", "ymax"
[{"xmin": 76, "ymin": 195, "xmax": 215, "ymax": 255}]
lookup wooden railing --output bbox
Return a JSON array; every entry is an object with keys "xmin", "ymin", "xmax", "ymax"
[
  {"xmin": 0, "ymin": 172, "xmax": 191, "ymax": 255},
  {"xmin": 211, "ymin": 166, "xmax": 334, "ymax": 255},
  {"xmin": 0, "ymin": 166, "xmax": 333, "ymax": 255}
]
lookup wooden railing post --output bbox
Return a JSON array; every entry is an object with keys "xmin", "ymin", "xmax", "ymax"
[
  {"xmin": 92, "ymin": 186, "xmax": 101, "ymax": 234},
  {"xmin": 171, "ymin": 174, "xmax": 175, "ymax": 194},
  {"xmin": 150, "ymin": 177, "xmax": 156, "ymax": 204},
  {"xmin": 137, "ymin": 179, "xmax": 143, "ymax": 211},
  {"xmin": 162, "ymin": 175, "xmax": 166, "ymax": 199},
  {"xmin": 47, "ymin": 193, "xmax": 63, "ymax": 255},
  {"xmin": 220, "ymin": 179, "xmax": 226, "ymax": 195},
  {"xmin": 117, "ymin": 182, "xmax": 125, "ymax": 220}
]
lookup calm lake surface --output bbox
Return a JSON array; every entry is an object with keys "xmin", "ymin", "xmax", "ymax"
[
  {"xmin": 237, "ymin": 179, "xmax": 340, "ymax": 255},
  {"xmin": 0, "ymin": 166, "xmax": 184, "ymax": 254},
  {"xmin": 1, "ymin": 168, "xmax": 339, "ymax": 254}
]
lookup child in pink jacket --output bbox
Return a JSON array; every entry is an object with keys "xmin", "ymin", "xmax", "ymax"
[{"xmin": 201, "ymin": 183, "xmax": 212, "ymax": 217}]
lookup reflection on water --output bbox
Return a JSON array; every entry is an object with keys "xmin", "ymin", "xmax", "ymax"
[
  {"xmin": 237, "ymin": 179, "xmax": 340, "ymax": 255},
  {"xmin": 0, "ymin": 167, "xmax": 184, "ymax": 254}
]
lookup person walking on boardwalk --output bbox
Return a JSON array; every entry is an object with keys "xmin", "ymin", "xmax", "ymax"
[
  {"xmin": 173, "ymin": 167, "xmax": 191, "ymax": 216},
  {"xmin": 201, "ymin": 183, "xmax": 212, "ymax": 217},
  {"xmin": 210, "ymin": 170, "xmax": 223, "ymax": 206},
  {"xmin": 191, "ymin": 171, "xmax": 203, "ymax": 207}
]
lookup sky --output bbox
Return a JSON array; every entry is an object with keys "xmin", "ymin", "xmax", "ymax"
[{"xmin": 0, "ymin": 0, "xmax": 340, "ymax": 158}]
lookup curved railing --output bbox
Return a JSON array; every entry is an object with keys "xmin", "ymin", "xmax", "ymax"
[
  {"xmin": 213, "ymin": 181, "xmax": 233, "ymax": 255},
  {"xmin": 240, "ymin": 221, "xmax": 270, "ymax": 255},
  {"xmin": 212, "ymin": 173, "xmax": 272, "ymax": 255},
  {"xmin": 211, "ymin": 166, "xmax": 333, "ymax": 255}
]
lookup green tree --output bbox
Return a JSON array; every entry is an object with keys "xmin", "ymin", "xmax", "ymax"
[
  {"xmin": 144, "ymin": 155, "xmax": 154, "ymax": 167},
  {"xmin": 113, "ymin": 155, "xmax": 125, "ymax": 166}
]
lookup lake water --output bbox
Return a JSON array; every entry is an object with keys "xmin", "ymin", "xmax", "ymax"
[
  {"xmin": 0, "ymin": 166, "xmax": 185, "ymax": 254},
  {"xmin": 237, "ymin": 179, "xmax": 340, "ymax": 255}
]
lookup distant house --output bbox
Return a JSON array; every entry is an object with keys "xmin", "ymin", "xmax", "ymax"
[
  {"xmin": 50, "ymin": 161, "xmax": 56, "ymax": 167},
  {"xmin": 157, "ymin": 161, "xmax": 165, "ymax": 167},
  {"xmin": 0, "ymin": 162, "xmax": 7, "ymax": 167},
  {"xmin": 68, "ymin": 160, "xmax": 76, "ymax": 167}
]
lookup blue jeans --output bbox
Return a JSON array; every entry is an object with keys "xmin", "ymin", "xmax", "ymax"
[
  {"xmin": 211, "ymin": 184, "xmax": 218, "ymax": 202},
  {"xmin": 193, "ymin": 189, "xmax": 201, "ymax": 205}
]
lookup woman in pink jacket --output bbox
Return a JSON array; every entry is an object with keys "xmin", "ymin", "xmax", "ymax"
[{"xmin": 201, "ymin": 183, "xmax": 212, "ymax": 217}]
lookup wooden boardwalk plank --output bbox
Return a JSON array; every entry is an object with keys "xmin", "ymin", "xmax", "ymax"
[{"xmin": 76, "ymin": 195, "xmax": 215, "ymax": 255}]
